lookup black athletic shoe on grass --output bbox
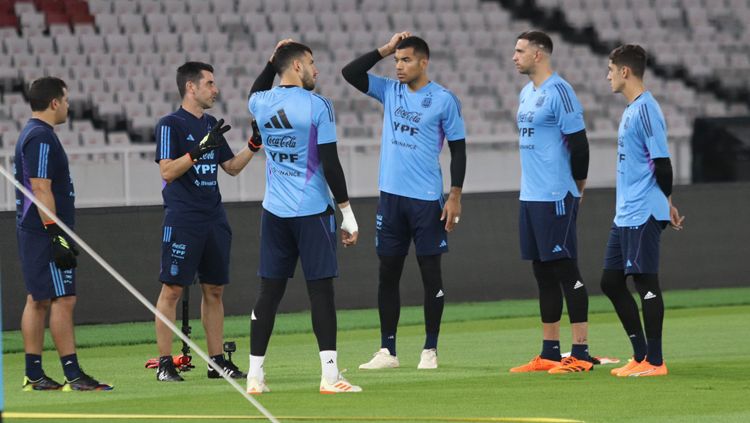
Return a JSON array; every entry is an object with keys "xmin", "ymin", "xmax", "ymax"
[
  {"xmin": 62, "ymin": 371, "xmax": 113, "ymax": 391},
  {"xmin": 157, "ymin": 360, "xmax": 184, "ymax": 382},
  {"xmin": 22, "ymin": 374, "xmax": 63, "ymax": 391},
  {"xmin": 207, "ymin": 359, "xmax": 246, "ymax": 379}
]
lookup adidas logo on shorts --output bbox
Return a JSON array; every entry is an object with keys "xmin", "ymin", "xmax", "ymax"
[
  {"xmin": 573, "ymin": 281, "xmax": 584, "ymax": 289},
  {"xmin": 552, "ymin": 245, "xmax": 563, "ymax": 253},
  {"xmin": 644, "ymin": 291, "xmax": 657, "ymax": 300}
]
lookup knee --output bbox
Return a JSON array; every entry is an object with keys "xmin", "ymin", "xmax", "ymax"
[
  {"xmin": 202, "ymin": 284, "xmax": 224, "ymax": 303},
  {"xmin": 600, "ymin": 269, "xmax": 625, "ymax": 296},
  {"xmin": 632, "ymin": 274, "xmax": 660, "ymax": 296},
  {"xmin": 158, "ymin": 284, "xmax": 183, "ymax": 305},
  {"xmin": 307, "ymin": 278, "xmax": 334, "ymax": 296},
  {"xmin": 52, "ymin": 295, "xmax": 77, "ymax": 309},
  {"xmin": 26, "ymin": 296, "xmax": 51, "ymax": 312},
  {"xmin": 257, "ymin": 278, "xmax": 287, "ymax": 306}
]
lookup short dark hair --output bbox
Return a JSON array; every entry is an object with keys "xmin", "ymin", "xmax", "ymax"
[
  {"xmin": 176, "ymin": 61, "xmax": 214, "ymax": 98},
  {"xmin": 609, "ymin": 44, "xmax": 647, "ymax": 79},
  {"xmin": 396, "ymin": 36, "xmax": 430, "ymax": 59},
  {"xmin": 517, "ymin": 30, "xmax": 553, "ymax": 54},
  {"xmin": 28, "ymin": 77, "xmax": 67, "ymax": 112},
  {"xmin": 271, "ymin": 42, "xmax": 313, "ymax": 75}
]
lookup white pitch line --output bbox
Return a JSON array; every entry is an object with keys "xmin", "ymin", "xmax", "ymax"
[
  {"xmin": 3, "ymin": 412, "xmax": 584, "ymax": 422},
  {"xmin": 0, "ymin": 164, "xmax": 279, "ymax": 423}
]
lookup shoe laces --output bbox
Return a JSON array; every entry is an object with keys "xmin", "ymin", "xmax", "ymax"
[
  {"xmin": 223, "ymin": 360, "xmax": 241, "ymax": 372},
  {"xmin": 334, "ymin": 369, "xmax": 351, "ymax": 383}
]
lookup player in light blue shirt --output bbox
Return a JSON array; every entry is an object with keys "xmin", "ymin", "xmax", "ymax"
[
  {"xmin": 366, "ymin": 65, "xmax": 465, "ymax": 201},
  {"xmin": 249, "ymin": 78, "xmax": 337, "ymax": 217},
  {"xmin": 342, "ymin": 33, "xmax": 467, "ymax": 370},
  {"xmin": 517, "ymin": 73, "xmax": 585, "ymax": 202},
  {"xmin": 613, "ymin": 90, "xmax": 671, "ymax": 227},
  {"xmin": 602, "ymin": 45, "xmax": 685, "ymax": 377},
  {"xmin": 510, "ymin": 31, "xmax": 594, "ymax": 373},
  {"xmin": 246, "ymin": 40, "xmax": 361, "ymax": 394}
]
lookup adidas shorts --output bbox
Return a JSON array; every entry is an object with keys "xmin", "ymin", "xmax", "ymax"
[
  {"xmin": 159, "ymin": 219, "xmax": 232, "ymax": 286},
  {"xmin": 17, "ymin": 227, "xmax": 76, "ymax": 301},
  {"xmin": 519, "ymin": 192, "xmax": 579, "ymax": 262},
  {"xmin": 375, "ymin": 191, "xmax": 448, "ymax": 257},
  {"xmin": 259, "ymin": 208, "xmax": 338, "ymax": 280},
  {"xmin": 603, "ymin": 217, "xmax": 666, "ymax": 275}
]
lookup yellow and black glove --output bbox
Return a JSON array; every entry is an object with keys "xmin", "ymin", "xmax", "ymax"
[
  {"xmin": 45, "ymin": 222, "xmax": 79, "ymax": 270},
  {"xmin": 188, "ymin": 118, "xmax": 231, "ymax": 161}
]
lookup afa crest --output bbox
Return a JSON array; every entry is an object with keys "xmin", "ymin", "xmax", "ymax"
[{"xmin": 421, "ymin": 96, "xmax": 432, "ymax": 108}]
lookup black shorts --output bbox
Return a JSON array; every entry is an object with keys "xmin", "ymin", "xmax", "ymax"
[
  {"xmin": 159, "ymin": 220, "xmax": 232, "ymax": 286},
  {"xmin": 375, "ymin": 191, "xmax": 448, "ymax": 256},
  {"xmin": 519, "ymin": 192, "xmax": 579, "ymax": 262}
]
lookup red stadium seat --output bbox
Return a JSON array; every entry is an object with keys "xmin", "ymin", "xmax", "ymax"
[
  {"xmin": 45, "ymin": 10, "xmax": 67, "ymax": 25},
  {"xmin": 63, "ymin": 0, "xmax": 88, "ymax": 16},
  {"xmin": 0, "ymin": 0, "xmax": 14, "ymax": 14},
  {"xmin": 0, "ymin": 12, "xmax": 18, "ymax": 28},
  {"xmin": 35, "ymin": 0, "xmax": 65, "ymax": 14},
  {"xmin": 69, "ymin": 11, "xmax": 93, "ymax": 25}
]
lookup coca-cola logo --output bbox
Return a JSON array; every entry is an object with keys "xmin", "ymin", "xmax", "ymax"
[
  {"xmin": 394, "ymin": 106, "xmax": 422, "ymax": 124},
  {"xmin": 266, "ymin": 135, "xmax": 297, "ymax": 148}
]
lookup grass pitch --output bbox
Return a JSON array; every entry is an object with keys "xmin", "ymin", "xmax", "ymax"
[{"xmin": 3, "ymin": 287, "xmax": 750, "ymax": 423}]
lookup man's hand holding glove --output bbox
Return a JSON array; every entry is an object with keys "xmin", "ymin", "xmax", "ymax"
[
  {"xmin": 45, "ymin": 222, "xmax": 79, "ymax": 270},
  {"xmin": 188, "ymin": 118, "xmax": 231, "ymax": 162},
  {"xmin": 248, "ymin": 119, "xmax": 263, "ymax": 152}
]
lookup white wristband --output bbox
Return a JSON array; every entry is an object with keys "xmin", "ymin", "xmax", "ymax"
[{"xmin": 339, "ymin": 204, "xmax": 358, "ymax": 234}]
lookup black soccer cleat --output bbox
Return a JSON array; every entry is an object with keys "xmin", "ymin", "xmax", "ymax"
[
  {"xmin": 22, "ymin": 374, "xmax": 63, "ymax": 391},
  {"xmin": 62, "ymin": 371, "xmax": 113, "ymax": 391},
  {"xmin": 157, "ymin": 359, "xmax": 184, "ymax": 382},
  {"xmin": 207, "ymin": 359, "xmax": 246, "ymax": 379}
]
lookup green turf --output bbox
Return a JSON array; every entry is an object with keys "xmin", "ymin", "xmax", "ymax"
[
  {"xmin": 3, "ymin": 287, "xmax": 750, "ymax": 423},
  {"xmin": 3, "ymin": 287, "xmax": 749, "ymax": 354}
]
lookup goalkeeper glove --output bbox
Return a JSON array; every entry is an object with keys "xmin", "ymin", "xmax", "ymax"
[
  {"xmin": 45, "ymin": 222, "xmax": 79, "ymax": 270},
  {"xmin": 188, "ymin": 118, "xmax": 231, "ymax": 162},
  {"xmin": 248, "ymin": 119, "xmax": 263, "ymax": 152}
]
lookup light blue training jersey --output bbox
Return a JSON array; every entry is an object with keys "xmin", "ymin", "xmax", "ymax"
[
  {"xmin": 248, "ymin": 86, "xmax": 336, "ymax": 217},
  {"xmin": 367, "ymin": 74, "xmax": 465, "ymax": 201},
  {"xmin": 517, "ymin": 73, "xmax": 586, "ymax": 201},
  {"xmin": 614, "ymin": 91, "xmax": 670, "ymax": 227}
]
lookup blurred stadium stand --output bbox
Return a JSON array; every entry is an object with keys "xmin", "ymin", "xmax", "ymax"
[{"xmin": 0, "ymin": 0, "xmax": 748, "ymax": 208}]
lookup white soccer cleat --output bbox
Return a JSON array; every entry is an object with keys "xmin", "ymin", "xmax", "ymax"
[
  {"xmin": 320, "ymin": 372, "xmax": 362, "ymax": 394},
  {"xmin": 358, "ymin": 348, "xmax": 400, "ymax": 369},
  {"xmin": 246, "ymin": 377, "xmax": 270, "ymax": 395},
  {"xmin": 417, "ymin": 348, "xmax": 438, "ymax": 369}
]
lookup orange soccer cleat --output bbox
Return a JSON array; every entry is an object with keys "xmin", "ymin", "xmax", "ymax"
[
  {"xmin": 548, "ymin": 356, "xmax": 594, "ymax": 374},
  {"xmin": 621, "ymin": 360, "xmax": 668, "ymax": 377},
  {"xmin": 509, "ymin": 356, "xmax": 561, "ymax": 373}
]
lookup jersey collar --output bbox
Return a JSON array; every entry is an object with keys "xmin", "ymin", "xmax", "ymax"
[
  {"xmin": 532, "ymin": 72, "xmax": 557, "ymax": 91},
  {"xmin": 29, "ymin": 118, "xmax": 53, "ymax": 129},
  {"xmin": 178, "ymin": 106, "xmax": 206, "ymax": 122}
]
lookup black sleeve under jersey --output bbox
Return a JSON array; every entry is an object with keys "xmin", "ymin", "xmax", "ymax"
[
  {"xmin": 653, "ymin": 157, "xmax": 673, "ymax": 197},
  {"xmin": 448, "ymin": 139, "xmax": 466, "ymax": 188},
  {"xmin": 341, "ymin": 49, "xmax": 383, "ymax": 94},
  {"xmin": 318, "ymin": 142, "xmax": 349, "ymax": 204},
  {"xmin": 566, "ymin": 129, "xmax": 589, "ymax": 180},
  {"xmin": 249, "ymin": 61, "xmax": 276, "ymax": 98}
]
